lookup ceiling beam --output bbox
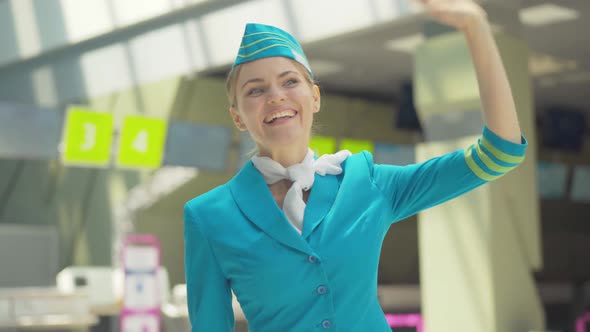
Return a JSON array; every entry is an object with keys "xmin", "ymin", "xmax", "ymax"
[{"xmin": 0, "ymin": 0, "xmax": 246, "ymax": 77}]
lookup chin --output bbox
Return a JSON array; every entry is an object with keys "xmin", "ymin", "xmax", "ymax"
[{"xmin": 267, "ymin": 128, "xmax": 308, "ymax": 146}]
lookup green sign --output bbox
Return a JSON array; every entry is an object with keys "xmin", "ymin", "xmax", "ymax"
[
  {"xmin": 62, "ymin": 107, "xmax": 114, "ymax": 166},
  {"xmin": 310, "ymin": 136, "xmax": 336, "ymax": 156},
  {"xmin": 340, "ymin": 138, "xmax": 374, "ymax": 154},
  {"xmin": 117, "ymin": 116, "xmax": 167, "ymax": 169}
]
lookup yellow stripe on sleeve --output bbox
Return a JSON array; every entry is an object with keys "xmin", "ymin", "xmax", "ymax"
[
  {"xmin": 464, "ymin": 145, "xmax": 502, "ymax": 181},
  {"xmin": 481, "ymin": 136, "xmax": 525, "ymax": 164},
  {"xmin": 474, "ymin": 143, "xmax": 516, "ymax": 174}
]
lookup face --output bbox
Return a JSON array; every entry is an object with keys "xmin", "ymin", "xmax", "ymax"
[{"xmin": 229, "ymin": 57, "xmax": 320, "ymax": 153}]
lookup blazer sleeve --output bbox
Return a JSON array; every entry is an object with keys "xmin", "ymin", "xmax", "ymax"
[
  {"xmin": 184, "ymin": 203, "xmax": 234, "ymax": 332},
  {"xmin": 370, "ymin": 126, "xmax": 528, "ymax": 223}
]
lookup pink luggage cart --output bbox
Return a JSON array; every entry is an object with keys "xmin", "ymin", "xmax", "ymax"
[{"xmin": 120, "ymin": 234, "xmax": 162, "ymax": 332}]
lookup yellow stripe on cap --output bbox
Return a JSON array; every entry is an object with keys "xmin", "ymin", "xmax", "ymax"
[
  {"xmin": 240, "ymin": 36, "xmax": 296, "ymax": 50},
  {"xmin": 481, "ymin": 136, "xmax": 525, "ymax": 164},
  {"xmin": 464, "ymin": 145, "xmax": 502, "ymax": 181},
  {"xmin": 237, "ymin": 43, "xmax": 293, "ymax": 59},
  {"xmin": 241, "ymin": 31, "xmax": 300, "ymax": 50}
]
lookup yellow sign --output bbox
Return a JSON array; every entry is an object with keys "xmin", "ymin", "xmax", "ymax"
[
  {"xmin": 62, "ymin": 107, "xmax": 114, "ymax": 166},
  {"xmin": 310, "ymin": 136, "xmax": 336, "ymax": 156},
  {"xmin": 117, "ymin": 116, "xmax": 167, "ymax": 169},
  {"xmin": 340, "ymin": 138, "xmax": 374, "ymax": 154}
]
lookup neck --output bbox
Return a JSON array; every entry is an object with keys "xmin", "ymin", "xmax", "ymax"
[{"xmin": 257, "ymin": 142, "xmax": 309, "ymax": 168}]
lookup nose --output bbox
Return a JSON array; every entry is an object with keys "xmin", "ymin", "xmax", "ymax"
[{"xmin": 267, "ymin": 85, "xmax": 286, "ymax": 104}]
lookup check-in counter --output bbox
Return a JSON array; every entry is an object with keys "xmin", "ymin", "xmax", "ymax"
[{"xmin": 0, "ymin": 288, "xmax": 97, "ymax": 331}]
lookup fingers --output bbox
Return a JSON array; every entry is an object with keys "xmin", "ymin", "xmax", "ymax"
[{"xmin": 410, "ymin": 0, "xmax": 444, "ymax": 10}]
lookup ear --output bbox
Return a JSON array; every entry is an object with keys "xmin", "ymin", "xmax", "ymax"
[
  {"xmin": 312, "ymin": 85, "xmax": 321, "ymax": 113},
  {"xmin": 229, "ymin": 106, "xmax": 247, "ymax": 131}
]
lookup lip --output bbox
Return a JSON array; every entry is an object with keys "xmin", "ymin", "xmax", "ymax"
[{"xmin": 263, "ymin": 108, "xmax": 298, "ymax": 124}]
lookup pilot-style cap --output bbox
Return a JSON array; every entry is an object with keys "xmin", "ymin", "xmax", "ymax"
[{"xmin": 233, "ymin": 23, "xmax": 313, "ymax": 77}]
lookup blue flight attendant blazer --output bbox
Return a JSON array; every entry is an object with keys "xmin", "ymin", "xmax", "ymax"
[{"xmin": 184, "ymin": 126, "xmax": 527, "ymax": 332}]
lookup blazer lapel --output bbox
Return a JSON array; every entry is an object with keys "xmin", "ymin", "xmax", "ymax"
[
  {"xmin": 302, "ymin": 173, "xmax": 339, "ymax": 238},
  {"xmin": 229, "ymin": 161, "xmax": 312, "ymax": 255}
]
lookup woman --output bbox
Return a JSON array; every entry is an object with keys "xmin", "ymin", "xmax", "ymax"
[{"xmin": 184, "ymin": 0, "xmax": 527, "ymax": 331}]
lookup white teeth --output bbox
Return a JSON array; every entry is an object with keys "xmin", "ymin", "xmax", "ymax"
[{"xmin": 264, "ymin": 110, "xmax": 296, "ymax": 123}]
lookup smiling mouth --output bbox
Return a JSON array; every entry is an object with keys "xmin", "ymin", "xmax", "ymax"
[{"xmin": 264, "ymin": 110, "xmax": 298, "ymax": 124}]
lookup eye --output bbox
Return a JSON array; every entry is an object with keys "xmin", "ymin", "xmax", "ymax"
[
  {"xmin": 247, "ymin": 87, "xmax": 264, "ymax": 96},
  {"xmin": 284, "ymin": 78, "xmax": 299, "ymax": 87}
]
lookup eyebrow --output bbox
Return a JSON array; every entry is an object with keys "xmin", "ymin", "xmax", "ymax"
[{"xmin": 240, "ymin": 70, "xmax": 300, "ymax": 90}]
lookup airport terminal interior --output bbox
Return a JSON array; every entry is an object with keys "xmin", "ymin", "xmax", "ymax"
[{"xmin": 0, "ymin": 0, "xmax": 589, "ymax": 331}]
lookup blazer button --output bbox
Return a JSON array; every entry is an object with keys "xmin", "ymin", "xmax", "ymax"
[
  {"xmin": 307, "ymin": 255, "xmax": 318, "ymax": 263},
  {"xmin": 316, "ymin": 285, "xmax": 328, "ymax": 295},
  {"xmin": 321, "ymin": 319, "xmax": 332, "ymax": 329}
]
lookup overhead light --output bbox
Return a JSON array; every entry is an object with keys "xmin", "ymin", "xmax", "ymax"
[
  {"xmin": 384, "ymin": 34, "xmax": 424, "ymax": 53},
  {"xmin": 519, "ymin": 4, "xmax": 579, "ymax": 26},
  {"xmin": 529, "ymin": 53, "xmax": 577, "ymax": 77},
  {"xmin": 384, "ymin": 26, "xmax": 501, "ymax": 54},
  {"xmin": 309, "ymin": 59, "xmax": 344, "ymax": 77},
  {"xmin": 537, "ymin": 70, "xmax": 590, "ymax": 87}
]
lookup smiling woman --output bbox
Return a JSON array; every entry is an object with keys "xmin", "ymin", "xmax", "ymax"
[
  {"xmin": 184, "ymin": 2, "xmax": 529, "ymax": 330},
  {"xmin": 228, "ymin": 57, "xmax": 320, "ymax": 166},
  {"xmin": 225, "ymin": 56, "xmax": 318, "ymax": 160}
]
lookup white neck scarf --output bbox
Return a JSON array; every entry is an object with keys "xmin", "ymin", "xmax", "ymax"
[{"xmin": 251, "ymin": 148, "xmax": 351, "ymax": 234}]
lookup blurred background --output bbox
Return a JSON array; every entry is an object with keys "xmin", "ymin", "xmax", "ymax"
[{"xmin": 0, "ymin": 0, "xmax": 589, "ymax": 331}]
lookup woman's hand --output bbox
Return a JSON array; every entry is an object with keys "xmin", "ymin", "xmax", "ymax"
[{"xmin": 413, "ymin": 0, "xmax": 488, "ymax": 32}]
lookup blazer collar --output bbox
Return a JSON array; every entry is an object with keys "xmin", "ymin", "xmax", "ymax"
[
  {"xmin": 301, "ymin": 172, "xmax": 338, "ymax": 238},
  {"xmin": 228, "ymin": 161, "xmax": 339, "ymax": 253}
]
